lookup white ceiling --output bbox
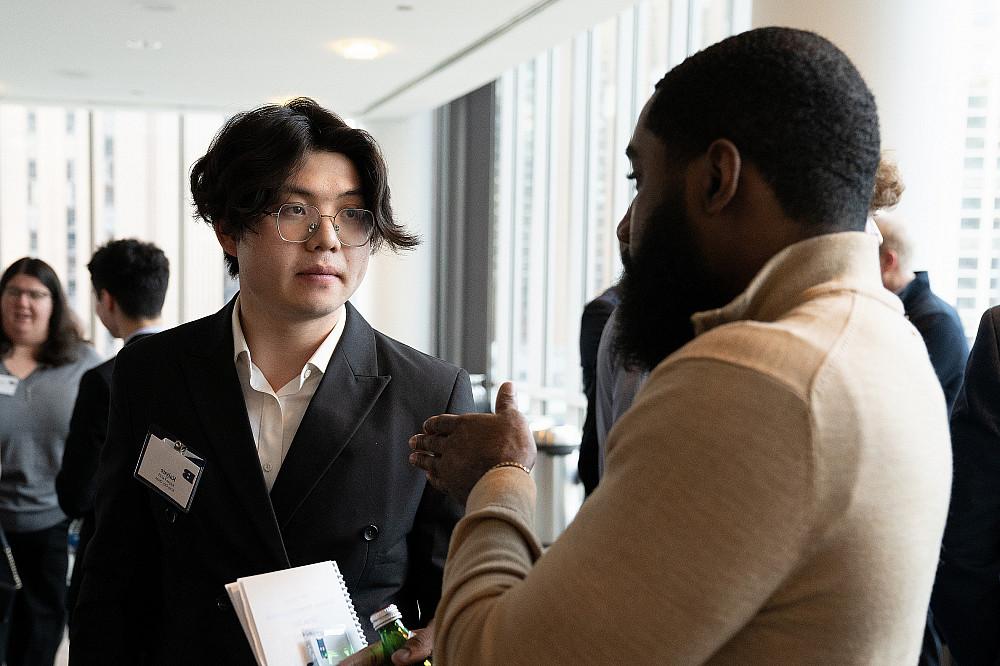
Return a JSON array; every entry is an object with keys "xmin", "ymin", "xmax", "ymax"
[{"xmin": 0, "ymin": 0, "xmax": 636, "ymax": 119}]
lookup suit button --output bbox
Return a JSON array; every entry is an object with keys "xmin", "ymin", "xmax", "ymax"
[
  {"xmin": 362, "ymin": 524, "xmax": 379, "ymax": 541},
  {"xmin": 215, "ymin": 595, "xmax": 230, "ymax": 611}
]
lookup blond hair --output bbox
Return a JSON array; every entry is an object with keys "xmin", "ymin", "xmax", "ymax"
[{"xmin": 870, "ymin": 156, "xmax": 905, "ymax": 214}]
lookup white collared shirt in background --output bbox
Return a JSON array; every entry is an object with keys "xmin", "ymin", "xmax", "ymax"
[
  {"xmin": 231, "ymin": 296, "xmax": 346, "ymax": 491},
  {"xmin": 124, "ymin": 326, "xmax": 162, "ymax": 343}
]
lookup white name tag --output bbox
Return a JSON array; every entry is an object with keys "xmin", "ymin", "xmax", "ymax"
[
  {"xmin": 134, "ymin": 431, "xmax": 206, "ymax": 513},
  {"xmin": 0, "ymin": 375, "xmax": 17, "ymax": 396}
]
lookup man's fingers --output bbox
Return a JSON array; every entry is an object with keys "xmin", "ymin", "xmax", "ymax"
[
  {"xmin": 391, "ymin": 627, "xmax": 433, "ymax": 664},
  {"xmin": 338, "ymin": 643, "xmax": 383, "ymax": 666},
  {"xmin": 408, "ymin": 449, "xmax": 438, "ymax": 473},
  {"xmin": 408, "ymin": 433, "xmax": 434, "ymax": 452},
  {"xmin": 422, "ymin": 413, "xmax": 461, "ymax": 435},
  {"xmin": 494, "ymin": 381, "xmax": 518, "ymax": 413}
]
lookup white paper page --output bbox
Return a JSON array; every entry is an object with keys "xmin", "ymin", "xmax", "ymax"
[
  {"xmin": 237, "ymin": 561, "xmax": 366, "ymax": 666},
  {"xmin": 226, "ymin": 582, "xmax": 265, "ymax": 666}
]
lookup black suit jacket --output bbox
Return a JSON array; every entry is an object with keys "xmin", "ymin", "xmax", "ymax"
[
  {"xmin": 57, "ymin": 332, "xmax": 154, "ymax": 627},
  {"xmin": 932, "ymin": 306, "xmax": 1000, "ymax": 666},
  {"xmin": 70, "ymin": 300, "xmax": 472, "ymax": 665},
  {"xmin": 898, "ymin": 272, "xmax": 969, "ymax": 413}
]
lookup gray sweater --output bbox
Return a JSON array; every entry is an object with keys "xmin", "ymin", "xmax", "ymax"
[{"xmin": 0, "ymin": 343, "xmax": 102, "ymax": 532}]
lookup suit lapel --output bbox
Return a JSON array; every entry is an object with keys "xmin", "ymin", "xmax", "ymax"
[
  {"xmin": 180, "ymin": 298, "xmax": 288, "ymax": 565},
  {"xmin": 269, "ymin": 302, "xmax": 390, "ymax": 529}
]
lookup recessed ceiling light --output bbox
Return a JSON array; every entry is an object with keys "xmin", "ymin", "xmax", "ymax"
[
  {"xmin": 126, "ymin": 39, "xmax": 163, "ymax": 50},
  {"xmin": 328, "ymin": 38, "xmax": 394, "ymax": 61}
]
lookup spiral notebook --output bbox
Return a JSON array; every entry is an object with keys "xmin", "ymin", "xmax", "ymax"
[{"xmin": 226, "ymin": 561, "xmax": 367, "ymax": 666}]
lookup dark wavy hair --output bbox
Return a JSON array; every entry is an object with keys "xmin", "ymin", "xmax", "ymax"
[
  {"xmin": 88, "ymin": 239, "xmax": 169, "ymax": 319},
  {"xmin": 1, "ymin": 257, "xmax": 85, "ymax": 366},
  {"xmin": 190, "ymin": 97, "xmax": 419, "ymax": 277},
  {"xmin": 646, "ymin": 27, "xmax": 881, "ymax": 233}
]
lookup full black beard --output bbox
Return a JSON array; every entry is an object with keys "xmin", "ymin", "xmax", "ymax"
[{"xmin": 615, "ymin": 197, "xmax": 730, "ymax": 373}]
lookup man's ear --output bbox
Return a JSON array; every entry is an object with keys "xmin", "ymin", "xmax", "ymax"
[
  {"xmin": 701, "ymin": 139, "xmax": 741, "ymax": 215},
  {"xmin": 215, "ymin": 225, "xmax": 239, "ymax": 259},
  {"xmin": 98, "ymin": 288, "xmax": 116, "ymax": 313},
  {"xmin": 879, "ymin": 248, "xmax": 897, "ymax": 274}
]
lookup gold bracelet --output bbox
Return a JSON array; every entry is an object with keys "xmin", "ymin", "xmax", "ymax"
[{"xmin": 489, "ymin": 461, "xmax": 531, "ymax": 474}]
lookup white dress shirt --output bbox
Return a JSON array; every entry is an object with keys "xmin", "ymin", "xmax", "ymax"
[{"xmin": 231, "ymin": 297, "xmax": 346, "ymax": 491}]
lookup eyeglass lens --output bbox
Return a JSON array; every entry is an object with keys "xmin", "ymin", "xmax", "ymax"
[
  {"xmin": 277, "ymin": 204, "xmax": 374, "ymax": 246},
  {"xmin": 2, "ymin": 286, "xmax": 51, "ymax": 301}
]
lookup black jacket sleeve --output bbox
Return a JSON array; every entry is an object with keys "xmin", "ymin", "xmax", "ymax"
[
  {"xmin": 404, "ymin": 368, "xmax": 473, "ymax": 625},
  {"xmin": 578, "ymin": 297, "xmax": 616, "ymax": 496},
  {"xmin": 57, "ymin": 365, "xmax": 111, "ymax": 518},
  {"xmin": 69, "ymin": 357, "xmax": 160, "ymax": 664},
  {"xmin": 911, "ymin": 310, "xmax": 969, "ymax": 414},
  {"xmin": 932, "ymin": 307, "xmax": 1000, "ymax": 665}
]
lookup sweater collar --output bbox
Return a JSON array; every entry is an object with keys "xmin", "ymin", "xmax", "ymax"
[{"xmin": 691, "ymin": 231, "xmax": 899, "ymax": 336}]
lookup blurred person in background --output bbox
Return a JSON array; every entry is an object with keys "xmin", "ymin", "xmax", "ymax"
[
  {"xmin": 0, "ymin": 257, "xmax": 100, "ymax": 666},
  {"xmin": 873, "ymin": 161, "xmax": 967, "ymax": 414},
  {"xmin": 935, "ymin": 302, "xmax": 1000, "ymax": 665},
  {"xmin": 577, "ymin": 283, "xmax": 619, "ymax": 496},
  {"xmin": 868, "ymin": 159, "xmax": 965, "ymax": 666},
  {"xmin": 57, "ymin": 239, "xmax": 169, "ymax": 630}
]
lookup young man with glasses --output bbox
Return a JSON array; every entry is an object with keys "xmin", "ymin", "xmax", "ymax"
[{"xmin": 70, "ymin": 98, "xmax": 473, "ymax": 665}]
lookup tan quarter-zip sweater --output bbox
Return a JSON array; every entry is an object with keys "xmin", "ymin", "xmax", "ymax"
[{"xmin": 436, "ymin": 231, "xmax": 952, "ymax": 664}]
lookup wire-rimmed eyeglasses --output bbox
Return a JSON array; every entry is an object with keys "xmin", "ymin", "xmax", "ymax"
[
  {"xmin": 2, "ymin": 286, "xmax": 52, "ymax": 302},
  {"xmin": 265, "ymin": 203, "xmax": 375, "ymax": 247}
]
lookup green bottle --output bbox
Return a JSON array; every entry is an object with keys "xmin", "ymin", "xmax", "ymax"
[{"xmin": 369, "ymin": 604, "xmax": 432, "ymax": 666}]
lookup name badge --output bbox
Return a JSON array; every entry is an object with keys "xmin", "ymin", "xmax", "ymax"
[
  {"xmin": 134, "ymin": 430, "xmax": 206, "ymax": 513},
  {"xmin": 0, "ymin": 376, "xmax": 17, "ymax": 396}
]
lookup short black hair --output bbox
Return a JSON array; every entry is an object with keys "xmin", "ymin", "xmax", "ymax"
[
  {"xmin": 190, "ymin": 97, "xmax": 419, "ymax": 276},
  {"xmin": 1, "ymin": 257, "xmax": 85, "ymax": 366},
  {"xmin": 88, "ymin": 239, "xmax": 169, "ymax": 319},
  {"xmin": 647, "ymin": 27, "xmax": 880, "ymax": 232}
]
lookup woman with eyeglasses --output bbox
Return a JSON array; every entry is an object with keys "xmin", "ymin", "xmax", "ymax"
[{"xmin": 0, "ymin": 257, "xmax": 99, "ymax": 666}]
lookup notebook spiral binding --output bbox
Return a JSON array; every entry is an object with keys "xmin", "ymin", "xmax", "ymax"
[{"xmin": 331, "ymin": 561, "xmax": 364, "ymax": 641}]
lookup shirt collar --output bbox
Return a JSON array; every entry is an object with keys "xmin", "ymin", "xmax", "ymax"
[
  {"xmin": 231, "ymin": 295, "xmax": 347, "ymax": 390},
  {"xmin": 691, "ymin": 231, "xmax": 899, "ymax": 336},
  {"xmin": 124, "ymin": 326, "xmax": 161, "ymax": 344}
]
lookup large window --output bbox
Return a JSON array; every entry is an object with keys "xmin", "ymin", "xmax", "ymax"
[
  {"xmin": 952, "ymin": 0, "xmax": 1000, "ymax": 338},
  {"xmin": 0, "ymin": 105, "xmax": 230, "ymax": 355},
  {"xmin": 489, "ymin": 0, "xmax": 746, "ymax": 426}
]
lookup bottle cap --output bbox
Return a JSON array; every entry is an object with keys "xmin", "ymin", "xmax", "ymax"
[{"xmin": 370, "ymin": 604, "xmax": 403, "ymax": 631}]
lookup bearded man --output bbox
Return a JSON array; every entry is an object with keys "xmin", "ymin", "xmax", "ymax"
[{"xmin": 376, "ymin": 27, "xmax": 953, "ymax": 665}]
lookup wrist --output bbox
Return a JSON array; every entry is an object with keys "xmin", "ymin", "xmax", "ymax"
[{"xmin": 489, "ymin": 461, "xmax": 531, "ymax": 474}]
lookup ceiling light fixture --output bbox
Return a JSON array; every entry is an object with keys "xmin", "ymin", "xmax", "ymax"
[{"xmin": 328, "ymin": 38, "xmax": 394, "ymax": 61}]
